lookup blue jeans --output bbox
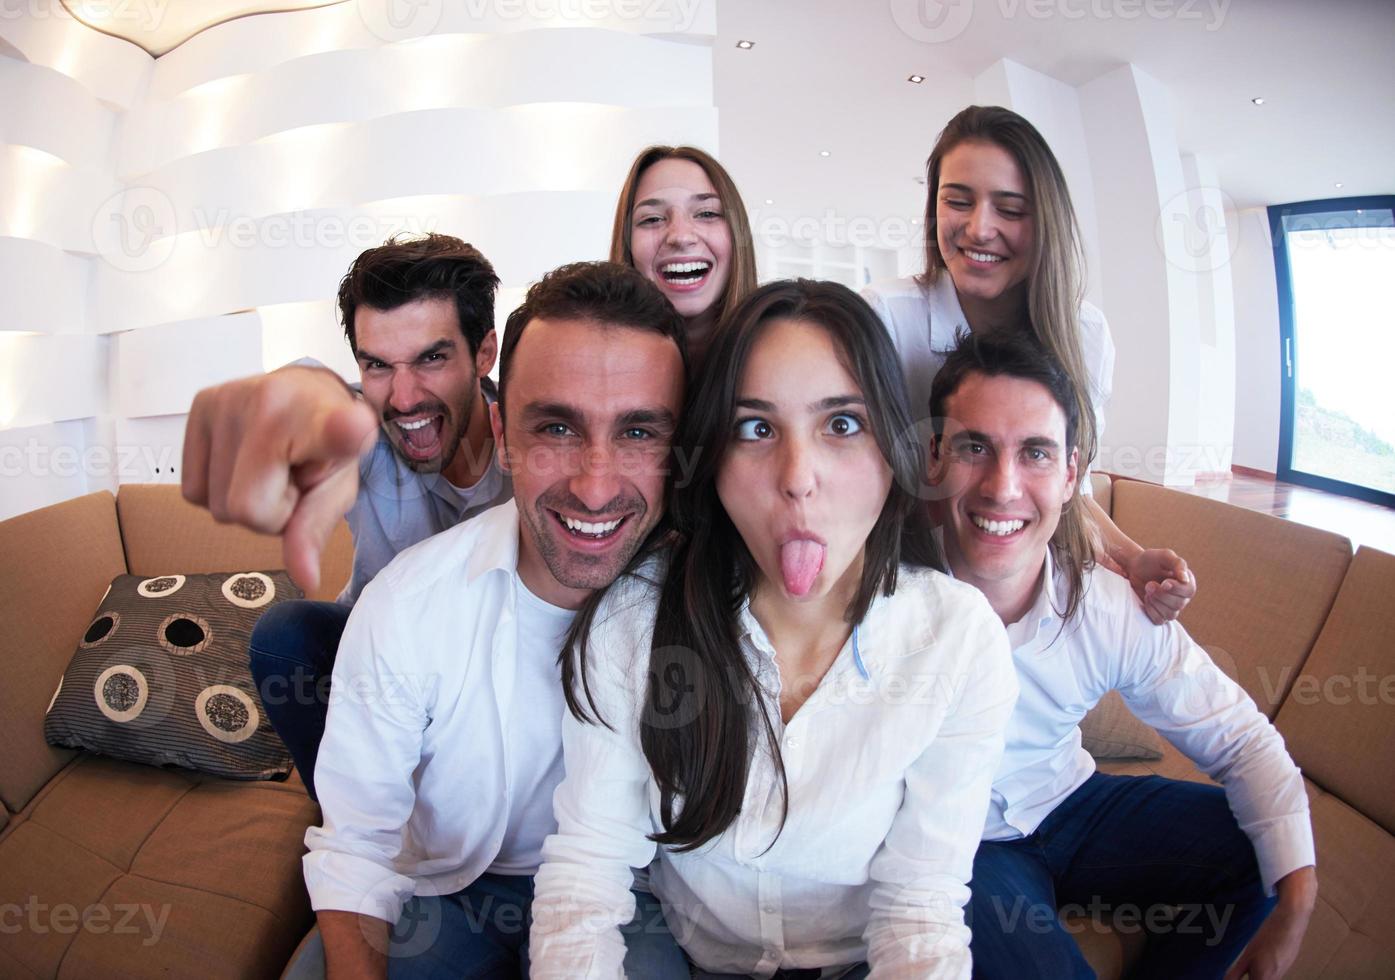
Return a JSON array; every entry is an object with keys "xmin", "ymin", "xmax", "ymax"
[
  {"xmin": 281, "ymin": 877, "xmax": 688, "ymax": 979},
  {"xmin": 967, "ymin": 773, "xmax": 1278, "ymax": 980},
  {"xmin": 690, "ymin": 965, "xmax": 869, "ymax": 979},
  {"xmin": 249, "ymin": 599, "xmax": 350, "ymax": 801}
]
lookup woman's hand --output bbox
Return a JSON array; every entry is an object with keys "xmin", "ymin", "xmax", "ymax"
[{"xmin": 1124, "ymin": 548, "xmax": 1196, "ymax": 624}]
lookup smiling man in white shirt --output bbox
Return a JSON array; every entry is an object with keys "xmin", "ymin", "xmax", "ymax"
[
  {"xmin": 301, "ymin": 262, "xmax": 689, "ymax": 979},
  {"xmin": 927, "ymin": 331, "xmax": 1317, "ymax": 980}
]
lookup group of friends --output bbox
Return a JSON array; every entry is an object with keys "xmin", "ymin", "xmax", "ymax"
[{"xmin": 181, "ymin": 106, "xmax": 1317, "ymax": 979}]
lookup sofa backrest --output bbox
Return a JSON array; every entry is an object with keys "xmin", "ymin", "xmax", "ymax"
[
  {"xmin": 1089, "ymin": 472, "xmax": 1112, "ymax": 515},
  {"xmin": 116, "ymin": 484, "xmax": 353, "ymax": 602},
  {"xmin": 0, "ymin": 491, "xmax": 128, "ymax": 815},
  {"xmin": 1275, "ymin": 545, "xmax": 1395, "ymax": 835},
  {"xmin": 1111, "ymin": 479, "xmax": 1352, "ymax": 717}
]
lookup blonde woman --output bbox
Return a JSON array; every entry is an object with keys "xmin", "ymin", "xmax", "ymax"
[{"xmin": 863, "ymin": 105, "xmax": 1195, "ymax": 624}]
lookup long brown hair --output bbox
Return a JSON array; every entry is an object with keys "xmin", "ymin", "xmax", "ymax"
[
  {"xmin": 609, "ymin": 145, "xmax": 758, "ymax": 331},
  {"xmin": 918, "ymin": 105, "xmax": 1098, "ymax": 474},
  {"xmin": 563, "ymin": 280, "xmax": 941, "ymax": 853}
]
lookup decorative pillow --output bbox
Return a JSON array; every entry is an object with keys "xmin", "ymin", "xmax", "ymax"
[
  {"xmin": 44, "ymin": 571, "xmax": 302, "ymax": 779},
  {"xmin": 1079, "ymin": 690, "xmax": 1166, "ymax": 761}
]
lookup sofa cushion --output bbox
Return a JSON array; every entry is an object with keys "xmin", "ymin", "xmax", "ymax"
[
  {"xmin": 116, "ymin": 484, "xmax": 353, "ymax": 603},
  {"xmin": 0, "ymin": 754, "xmax": 318, "ymax": 980},
  {"xmin": 1110, "ymin": 480, "xmax": 1352, "ymax": 717},
  {"xmin": 1079, "ymin": 691, "xmax": 1165, "ymax": 761},
  {"xmin": 43, "ymin": 571, "xmax": 300, "ymax": 780},
  {"xmin": 1275, "ymin": 546, "xmax": 1395, "ymax": 837},
  {"xmin": 0, "ymin": 491, "xmax": 127, "ymax": 815}
]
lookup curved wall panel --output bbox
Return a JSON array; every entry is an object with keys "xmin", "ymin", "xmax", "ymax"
[
  {"xmin": 0, "ymin": 146, "xmax": 121, "ymax": 252},
  {"xmin": 119, "ymin": 29, "xmax": 713, "ymax": 176},
  {"xmin": 0, "ymin": 59, "xmax": 118, "ymax": 170},
  {"xmin": 0, "ymin": 11, "xmax": 151, "ymax": 109},
  {"xmin": 0, "ymin": 237, "xmax": 89, "ymax": 333}
]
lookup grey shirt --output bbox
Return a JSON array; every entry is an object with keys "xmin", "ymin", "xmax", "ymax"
[{"xmin": 337, "ymin": 381, "xmax": 511, "ymax": 604}]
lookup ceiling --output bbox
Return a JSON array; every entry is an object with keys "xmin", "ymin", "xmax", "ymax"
[{"xmin": 58, "ymin": 0, "xmax": 1393, "ymax": 216}]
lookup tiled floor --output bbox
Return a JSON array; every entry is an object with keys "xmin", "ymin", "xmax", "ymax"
[{"xmin": 1171, "ymin": 469, "xmax": 1395, "ymax": 556}]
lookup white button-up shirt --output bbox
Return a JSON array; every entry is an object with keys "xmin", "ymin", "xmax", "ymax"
[
  {"xmin": 986, "ymin": 556, "xmax": 1316, "ymax": 893},
  {"xmin": 530, "ymin": 564, "xmax": 1018, "ymax": 979},
  {"xmin": 303, "ymin": 500, "xmax": 572, "ymax": 923}
]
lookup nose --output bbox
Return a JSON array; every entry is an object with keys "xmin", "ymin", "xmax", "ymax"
[
  {"xmin": 979, "ymin": 453, "xmax": 1022, "ymax": 504},
  {"xmin": 387, "ymin": 367, "xmax": 425, "ymax": 414},
  {"xmin": 665, "ymin": 210, "xmax": 698, "ymax": 248},
  {"xmin": 965, "ymin": 201, "xmax": 995, "ymax": 244},
  {"xmin": 568, "ymin": 441, "xmax": 624, "ymax": 512},
  {"xmin": 779, "ymin": 436, "xmax": 817, "ymax": 501}
]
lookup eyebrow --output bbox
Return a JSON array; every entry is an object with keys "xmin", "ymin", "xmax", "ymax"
[
  {"xmin": 634, "ymin": 193, "xmax": 721, "ymax": 209},
  {"xmin": 519, "ymin": 403, "xmax": 678, "ymax": 433},
  {"xmin": 940, "ymin": 182, "xmax": 1029, "ymax": 202},
  {"xmin": 951, "ymin": 429, "xmax": 1061, "ymax": 450},
  {"xmin": 736, "ymin": 395, "xmax": 866, "ymax": 413},
  {"xmin": 356, "ymin": 338, "xmax": 456, "ymax": 364}
]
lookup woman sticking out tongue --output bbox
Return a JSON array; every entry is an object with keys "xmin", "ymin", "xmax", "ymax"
[{"xmin": 529, "ymin": 280, "xmax": 1018, "ymax": 979}]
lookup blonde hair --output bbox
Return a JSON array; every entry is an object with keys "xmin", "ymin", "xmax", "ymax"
[
  {"xmin": 609, "ymin": 145, "xmax": 758, "ymax": 331},
  {"xmin": 919, "ymin": 106, "xmax": 1098, "ymax": 573}
]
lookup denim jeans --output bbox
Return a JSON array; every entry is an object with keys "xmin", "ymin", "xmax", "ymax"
[
  {"xmin": 689, "ymin": 964, "xmax": 869, "ymax": 979},
  {"xmin": 248, "ymin": 599, "xmax": 351, "ymax": 801},
  {"xmin": 282, "ymin": 878, "xmax": 689, "ymax": 979},
  {"xmin": 967, "ymin": 773, "xmax": 1278, "ymax": 980}
]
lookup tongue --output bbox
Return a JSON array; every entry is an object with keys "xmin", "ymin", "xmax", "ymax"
[
  {"xmin": 402, "ymin": 418, "xmax": 441, "ymax": 453},
  {"xmin": 780, "ymin": 539, "xmax": 825, "ymax": 597}
]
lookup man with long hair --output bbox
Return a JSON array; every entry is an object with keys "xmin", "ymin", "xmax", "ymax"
[{"xmin": 928, "ymin": 330, "xmax": 1316, "ymax": 979}]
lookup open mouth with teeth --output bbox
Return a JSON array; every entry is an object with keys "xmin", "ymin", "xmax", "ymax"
[
  {"xmin": 971, "ymin": 514, "xmax": 1027, "ymax": 538},
  {"xmin": 393, "ymin": 415, "xmax": 445, "ymax": 462},
  {"xmin": 551, "ymin": 510, "xmax": 629, "ymax": 544},
  {"xmin": 963, "ymin": 249, "xmax": 1006, "ymax": 265},
  {"xmin": 658, "ymin": 260, "xmax": 713, "ymax": 290}
]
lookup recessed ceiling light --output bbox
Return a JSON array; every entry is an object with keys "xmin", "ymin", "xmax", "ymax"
[
  {"xmin": 1251, "ymin": 97, "xmax": 1265, "ymax": 105},
  {"xmin": 1335, "ymin": 182, "xmax": 1344, "ymax": 189},
  {"xmin": 908, "ymin": 74, "xmax": 925, "ymax": 84},
  {"xmin": 764, "ymin": 199, "xmax": 774, "ymax": 205},
  {"xmin": 911, "ymin": 217, "xmax": 922, "ymax": 225},
  {"xmin": 819, "ymin": 150, "xmax": 831, "ymax": 157},
  {"xmin": 735, "ymin": 39, "xmax": 754, "ymax": 49}
]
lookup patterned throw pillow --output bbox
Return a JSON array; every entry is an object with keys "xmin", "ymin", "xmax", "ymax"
[{"xmin": 44, "ymin": 571, "xmax": 301, "ymax": 779}]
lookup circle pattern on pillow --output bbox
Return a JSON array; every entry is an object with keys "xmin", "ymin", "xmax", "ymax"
[
  {"xmin": 80, "ymin": 611, "xmax": 121, "ymax": 648},
  {"xmin": 158, "ymin": 613, "xmax": 212, "ymax": 655},
  {"xmin": 137, "ymin": 574, "xmax": 186, "ymax": 598},
  {"xmin": 95, "ymin": 664, "xmax": 149, "ymax": 723},
  {"xmin": 195, "ymin": 685, "xmax": 259, "ymax": 743},
  {"xmin": 222, "ymin": 572, "xmax": 275, "ymax": 609}
]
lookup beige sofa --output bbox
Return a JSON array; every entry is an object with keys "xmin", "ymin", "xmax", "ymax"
[{"xmin": 1, "ymin": 479, "xmax": 1391, "ymax": 978}]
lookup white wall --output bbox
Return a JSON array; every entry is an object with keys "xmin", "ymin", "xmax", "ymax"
[
  {"xmin": 0, "ymin": 2, "xmax": 717, "ymax": 521},
  {"xmin": 1228, "ymin": 206, "xmax": 1283, "ymax": 472}
]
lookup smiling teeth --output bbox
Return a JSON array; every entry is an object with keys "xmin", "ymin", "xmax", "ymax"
[
  {"xmin": 972, "ymin": 516, "xmax": 1024, "ymax": 536},
  {"xmin": 562, "ymin": 516, "xmax": 622, "ymax": 535},
  {"xmin": 661, "ymin": 261, "xmax": 710, "ymax": 274},
  {"xmin": 966, "ymin": 250, "xmax": 1003, "ymax": 263},
  {"xmin": 397, "ymin": 418, "xmax": 432, "ymax": 430}
]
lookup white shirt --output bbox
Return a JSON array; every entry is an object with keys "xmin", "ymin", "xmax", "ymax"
[
  {"xmin": 490, "ymin": 581, "xmax": 574, "ymax": 874},
  {"xmin": 986, "ymin": 555, "xmax": 1316, "ymax": 894},
  {"xmin": 861, "ymin": 274, "xmax": 1115, "ymax": 492},
  {"xmin": 303, "ymin": 500, "xmax": 573, "ymax": 922},
  {"xmin": 529, "ymin": 563, "xmax": 1018, "ymax": 979}
]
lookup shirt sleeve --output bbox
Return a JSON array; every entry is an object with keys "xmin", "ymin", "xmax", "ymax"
[
  {"xmin": 302, "ymin": 581, "xmax": 432, "ymax": 923},
  {"xmin": 1114, "ymin": 608, "xmax": 1315, "ymax": 894},
  {"xmin": 864, "ymin": 594, "xmax": 1019, "ymax": 978},
  {"xmin": 529, "ymin": 591, "xmax": 659, "ymax": 980}
]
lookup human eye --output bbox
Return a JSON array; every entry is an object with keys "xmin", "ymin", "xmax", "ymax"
[
  {"xmin": 734, "ymin": 418, "xmax": 773, "ymax": 441},
  {"xmin": 621, "ymin": 427, "xmax": 655, "ymax": 441},
  {"xmin": 942, "ymin": 195, "xmax": 971, "ymax": 210},
  {"xmin": 634, "ymin": 213, "xmax": 663, "ymax": 227},
  {"xmin": 956, "ymin": 440, "xmax": 989, "ymax": 460},
  {"xmin": 1024, "ymin": 446, "xmax": 1052, "ymax": 464},
  {"xmin": 697, "ymin": 207, "xmax": 725, "ymax": 220},
  {"xmin": 540, "ymin": 422, "xmax": 575, "ymax": 438},
  {"xmin": 825, "ymin": 412, "xmax": 865, "ymax": 437},
  {"xmin": 361, "ymin": 359, "xmax": 389, "ymax": 373}
]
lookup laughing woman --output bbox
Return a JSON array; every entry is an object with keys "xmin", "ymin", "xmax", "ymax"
[
  {"xmin": 863, "ymin": 105, "xmax": 1195, "ymax": 624},
  {"xmin": 528, "ymin": 280, "xmax": 1018, "ymax": 979},
  {"xmin": 610, "ymin": 145, "xmax": 759, "ymax": 370}
]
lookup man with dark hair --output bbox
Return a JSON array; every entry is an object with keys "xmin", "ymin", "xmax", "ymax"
[
  {"xmin": 182, "ymin": 234, "xmax": 513, "ymax": 798},
  {"xmin": 304, "ymin": 261, "xmax": 688, "ymax": 977},
  {"xmin": 927, "ymin": 330, "xmax": 1317, "ymax": 980}
]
